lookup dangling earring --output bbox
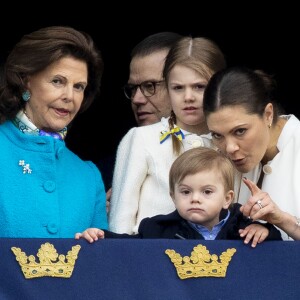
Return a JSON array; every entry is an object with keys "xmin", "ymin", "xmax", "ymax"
[
  {"xmin": 22, "ymin": 90, "xmax": 31, "ymax": 102},
  {"xmin": 268, "ymin": 123, "xmax": 272, "ymax": 129}
]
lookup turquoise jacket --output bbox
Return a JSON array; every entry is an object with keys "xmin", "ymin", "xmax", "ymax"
[{"xmin": 0, "ymin": 121, "xmax": 108, "ymax": 237}]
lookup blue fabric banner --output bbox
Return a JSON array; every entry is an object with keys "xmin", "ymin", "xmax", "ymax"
[{"xmin": 0, "ymin": 239, "xmax": 299, "ymax": 300}]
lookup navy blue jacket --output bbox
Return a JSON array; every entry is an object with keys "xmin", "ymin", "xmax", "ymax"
[{"xmin": 105, "ymin": 203, "xmax": 282, "ymax": 240}]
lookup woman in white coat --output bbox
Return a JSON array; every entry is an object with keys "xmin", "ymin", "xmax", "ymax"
[{"xmin": 203, "ymin": 66, "xmax": 300, "ymax": 240}]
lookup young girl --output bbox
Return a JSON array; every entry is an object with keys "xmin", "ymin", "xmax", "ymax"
[
  {"xmin": 76, "ymin": 147, "xmax": 282, "ymax": 247},
  {"xmin": 108, "ymin": 37, "xmax": 226, "ymax": 234}
]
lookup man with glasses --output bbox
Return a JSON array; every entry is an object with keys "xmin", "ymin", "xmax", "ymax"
[
  {"xmin": 99, "ymin": 32, "xmax": 182, "ymax": 209},
  {"xmin": 124, "ymin": 32, "xmax": 182, "ymax": 126}
]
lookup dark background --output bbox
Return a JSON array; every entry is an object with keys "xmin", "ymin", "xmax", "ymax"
[{"xmin": 1, "ymin": 5, "xmax": 298, "ymax": 165}]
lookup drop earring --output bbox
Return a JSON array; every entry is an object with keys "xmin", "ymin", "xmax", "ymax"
[{"xmin": 22, "ymin": 90, "xmax": 31, "ymax": 102}]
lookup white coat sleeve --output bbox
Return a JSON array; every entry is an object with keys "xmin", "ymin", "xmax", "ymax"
[{"xmin": 109, "ymin": 127, "xmax": 149, "ymax": 233}]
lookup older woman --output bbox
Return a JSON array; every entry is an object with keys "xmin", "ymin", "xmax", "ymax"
[{"xmin": 0, "ymin": 26, "xmax": 107, "ymax": 237}]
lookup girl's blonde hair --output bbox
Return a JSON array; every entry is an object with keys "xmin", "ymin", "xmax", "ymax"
[{"xmin": 163, "ymin": 37, "xmax": 226, "ymax": 155}]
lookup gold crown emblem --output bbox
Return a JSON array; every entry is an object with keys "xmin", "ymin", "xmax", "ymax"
[
  {"xmin": 165, "ymin": 244, "xmax": 236, "ymax": 279},
  {"xmin": 11, "ymin": 242, "xmax": 81, "ymax": 279}
]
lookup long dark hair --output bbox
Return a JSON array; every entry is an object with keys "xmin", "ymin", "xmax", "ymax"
[{"xmin": 203, "ymin": 66, "xmax": 282, "ymax": 124}]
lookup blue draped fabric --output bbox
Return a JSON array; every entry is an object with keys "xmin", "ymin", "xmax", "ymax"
[{"xmin": 0, "ymin": 239, "xmax": 299, "ymax": 300}]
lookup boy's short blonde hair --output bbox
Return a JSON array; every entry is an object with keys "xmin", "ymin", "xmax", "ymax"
[{"xmin": 169, "ymin": 147, "xmax": 236, "ymax": 197}]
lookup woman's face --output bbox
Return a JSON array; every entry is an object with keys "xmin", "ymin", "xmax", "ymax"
[
  {"xmin": 25, "ymin": 56, "xmax": 88, "ymax": 132},
  {"xmin": 206, "ymin": 105, "xmax": 272, "ymax": 173}
]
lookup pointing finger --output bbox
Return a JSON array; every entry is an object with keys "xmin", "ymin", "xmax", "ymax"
[{"xmin": 242, "ymin": 177, "xmax": 261, "ymax": 196}]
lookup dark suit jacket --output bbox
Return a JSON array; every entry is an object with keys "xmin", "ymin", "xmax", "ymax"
[{"xmin": 105, "ymin": 203, "xmax": 282, "ymax": 240}]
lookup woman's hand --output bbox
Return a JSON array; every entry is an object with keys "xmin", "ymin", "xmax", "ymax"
[
  {"xmin": 240, "ymin": 177, "xmax": 300, "ymax": 240},
  {"xmin": 240, "ymin": 177, "xmax": 283, "ymax": 225}
]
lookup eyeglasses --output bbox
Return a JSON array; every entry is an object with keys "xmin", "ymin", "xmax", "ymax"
[{"xmin": 123, "ymin": 80, "xmax": 164, "ymax": 100}]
